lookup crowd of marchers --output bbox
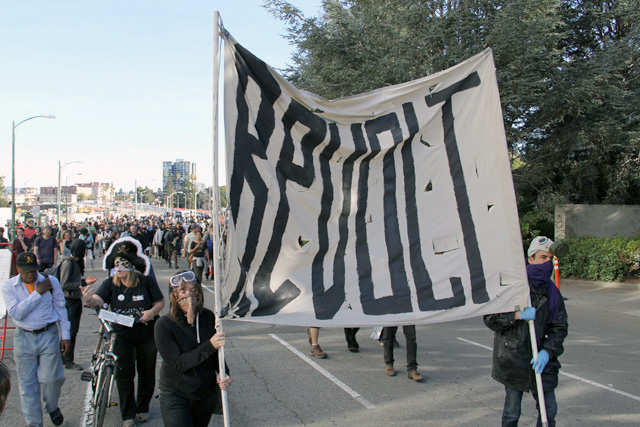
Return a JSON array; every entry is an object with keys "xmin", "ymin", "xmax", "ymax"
[
  {"xmin": 0, "ymin": 212, "xmax": 567, "ymax": 427},
  {"xmin": 1, "ymin": 213, "xmax": 230, "ymax": 427}
]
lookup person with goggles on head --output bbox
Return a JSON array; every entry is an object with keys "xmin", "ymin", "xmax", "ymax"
[
  {"xmin": 154, "ymin": 270, "xmax": 230, "ymax": 427},
  {"xmin": 82, "ymin": 237, "xmax": 165, "ymax": 427}
]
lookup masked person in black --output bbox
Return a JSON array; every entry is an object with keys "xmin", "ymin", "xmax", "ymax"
[
  {"xmin": 484, "ymin": 236, "xmax": 568, "ymax": 427},
  {"xmin": 82, "ymin": 237, "xmax": 165, "ymax": 427},
  {"xmin": 59, "ymin": 239, "xmax": 97, "ymax": 370},
  {"xmin": 155, "ymin": 270, "xmax": 230, "ymax": 427}
]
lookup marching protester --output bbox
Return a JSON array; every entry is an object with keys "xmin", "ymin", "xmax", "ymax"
[
  {"xmin": 82, "ymin": 237, "xmax": 165, "ymax": 427},
  {"xmin": 164, "ymin": 225, "xmax": 181, "ymax": 269},
  {"xmin": 0, "ymin": 360, "xmax": 9, "ymax": 417},
  {"xmin": 59, "ymin": 239, "xmax": 97, "ymax": 370},
  {"xmin": 344, "ymin": 327, "xmax": 360, "ymax": 352},
  {"xmin": 306, "ymin": 327, "xmax": 327, "ymax": 359},
  {"xmin": 188, "ymin": 229, "xmax": 209, "ymax": 283},
  {"xmin": 33, "ymin": 226, "xmax": 59, "ymax": 271},
  {"xmin": 152, "ymin": 223, "xmax": 165, "ymax": 259},
  {"xmin": 79, "ymin": 227, "xmax": 95, "ymax": 270},
  {"xmin": 2, "ymin": 252, "xmax": 70, "ymax": 427},
  {"xmin": 23, "ymin": 218, "xmax": 36, "ymax": 240},
  {"xmin": 12, "ymin": 226, "xmax": 32, "ymax": 255},
  {"xmin": 382, "ymin": 325, "xmax": 423, "ymax": 381},
  {"xmin": 484, "ymin": 236, "xmax": 568, "ymax": 427},
  {"xmin": 155, "ymin": 270, "xmax": 231, "ymax": 427},
  {"xmin": 58, "ymin": 229, "xmax": 73, "ymax": 257}
]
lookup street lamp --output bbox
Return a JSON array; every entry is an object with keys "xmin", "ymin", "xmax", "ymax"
[
  {"xmin": 194, "ymin": 188, "xmax": 207, "ymax": 216},
  {"xmin": 134, "ymin": 178, "xmax": 155, "ymax": 218},
  {"xmin": 11, "ymin": 115, "xmax": 55, "ymax": 239},
  {"xmin": 65, "ymin": 172, "xmax": 82, "ymax": 222},
  {"xmin": 58, "ymin": 160, "xmax": 82, "ymax": 226},
  {"xmin": 166, "ymin": 191, "xmax": 183, "ymax": 216}
]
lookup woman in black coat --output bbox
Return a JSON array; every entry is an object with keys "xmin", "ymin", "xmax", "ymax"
[{"xmin": 154, "ymin": 270, "xmax": 231, "ymax": 427}]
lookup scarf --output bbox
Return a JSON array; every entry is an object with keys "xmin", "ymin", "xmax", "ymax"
[{"xmin": 526, "ymin": 260, "xmax": 560, "ymax": 323}]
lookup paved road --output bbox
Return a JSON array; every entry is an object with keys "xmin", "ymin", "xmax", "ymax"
[{"xmin": 2, "ymin": 255, "xmax": 639, "ymax": 426}]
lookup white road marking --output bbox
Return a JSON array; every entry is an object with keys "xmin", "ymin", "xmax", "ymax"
[
  {"xmin": 456, "ymin": 337, "xmax": 640, "ymax": 402},
  {"xmin": 269, "ymin": 333, "xmax": 376, "ymax": 409},
  {"xmin": 81, "ymin": 380, "xmax": 94, "ymax": 426}
]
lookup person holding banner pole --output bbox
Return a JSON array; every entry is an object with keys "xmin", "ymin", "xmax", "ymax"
[
  {"xmin": 484, "ymin": 236, "xmax": 568, "ymax": 427},
  {"xmin": 154, "ymin": 270, "xmax": 230, "ymax": 427}
]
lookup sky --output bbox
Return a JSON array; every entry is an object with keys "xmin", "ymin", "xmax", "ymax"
[{"xmin": 1, "ymin": 0, "xmax": 323, "ymax": 193}]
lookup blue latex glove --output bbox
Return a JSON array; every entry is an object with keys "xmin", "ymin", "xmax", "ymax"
[
  {"xmin": 531, "ymin": 349, "xmax": 550, "ymax": 374},
  {"xmin": 520, "ymin": 307, "xmax": 536, "ymax": 321}
]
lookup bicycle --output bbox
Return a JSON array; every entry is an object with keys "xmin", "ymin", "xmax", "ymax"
[{"xmin": 81, "ymin": 306, "xmax": 118, "ymax": 427}]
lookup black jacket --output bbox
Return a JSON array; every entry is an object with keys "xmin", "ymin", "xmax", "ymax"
[
  {"xmin": 154, "ymin": 308, "xmax": 228, "ymax": 409},
  {"xmin": 483, "ymin": 283, "xmax": 568, "ymax": 392},
  {"xmin": 59, "ymin": 256, "xmax": 85, "ymax": 300}
]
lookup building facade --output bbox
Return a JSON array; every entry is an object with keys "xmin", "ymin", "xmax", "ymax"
[{"xmin": 162, "ymin": 159, "xmax": 197, "ymax": 194}]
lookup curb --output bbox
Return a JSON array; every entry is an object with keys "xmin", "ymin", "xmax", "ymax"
[{"xmin": 562, "ymin": 278, "xmax": 640, "ymax": 291}]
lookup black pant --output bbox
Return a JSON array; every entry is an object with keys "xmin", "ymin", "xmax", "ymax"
[
  {"xmin": 160, "ymin": 389, "xmax": 217, "ymax": 427},
  {"xmin": 382, "ymin": 325, "xmax": 418, "ymax": 371},
  {"xmin": 113, "ymin": 334, "xmax": 157, "ymax": 420},
  {"xmin": 62, "ymin": 298, "xmax": 82, "ymax": 364}
]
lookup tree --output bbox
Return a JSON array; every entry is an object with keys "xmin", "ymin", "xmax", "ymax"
[{"xmin": 265, "ymin": 0, "xmax": 640, "ymax": 221}]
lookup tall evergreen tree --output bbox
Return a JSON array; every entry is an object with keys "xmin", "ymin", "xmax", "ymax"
[{"xmin": 265, "ymin": 0, "xmax": 640, "ymax": 217}]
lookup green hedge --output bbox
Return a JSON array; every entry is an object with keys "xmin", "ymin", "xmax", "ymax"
[{"xmin": 558, "ymin": 236, "xmax": 640, "ymax": 282}]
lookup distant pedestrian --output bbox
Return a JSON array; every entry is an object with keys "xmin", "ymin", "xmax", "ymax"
[{"xmin": 33, "ymin": 226, "xmax": 59, "ymax": 271}]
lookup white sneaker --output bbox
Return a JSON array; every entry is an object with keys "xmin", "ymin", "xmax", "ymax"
[
  {"xmin": 135, "ymin": 413, "xmax": 150, "ymax": 423},
  {"xmin": 123, "ymin": 420, "xmax": 136, "ymax": 427}
]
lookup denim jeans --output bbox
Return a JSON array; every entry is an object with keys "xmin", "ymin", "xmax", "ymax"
[
  {"xmin": 382, "ymin": 325, "xmax": 418, "ymax": 371},
  {"xmin": 160, "ymin": 389, "xmax": 218, "ymax": 427},
  {"xmin": 14, "ymin": 325, "xmax": 65, "ymax": 427},
  {"xmin": 113, "ymin": 334, "xmax": 157, "ymax": 420},
  {"xmin": 503, "ymin": 385, "xmax": 557, "ymax": 427}
]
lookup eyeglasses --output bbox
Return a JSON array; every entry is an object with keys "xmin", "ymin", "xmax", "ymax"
[{"xmin": 170, "ymin": 271, "xmax": 197, "ymax": 288}]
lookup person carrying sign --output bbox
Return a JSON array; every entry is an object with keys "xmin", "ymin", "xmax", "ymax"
[
  {"xmin": 484, "ymin": 236, "xmax": 569, "ymax": 427},
  {"xmin": 82, "ymin": 237, "xmax": 165, "ymax": 427}
]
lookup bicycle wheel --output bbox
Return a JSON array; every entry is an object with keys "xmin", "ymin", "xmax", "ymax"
[{"xmin": 92, "ymin": 365, "xmax": 113, "ymax": 427}]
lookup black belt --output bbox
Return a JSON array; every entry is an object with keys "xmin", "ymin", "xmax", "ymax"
[{"xmin": 24, "ymin": 322, "xmax": 56, "ymax": 334}]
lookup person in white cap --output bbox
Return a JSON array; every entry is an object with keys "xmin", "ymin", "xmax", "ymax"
[{"xmin": 484, "ymin": 236, "xmax": 568, "ymax": 427}]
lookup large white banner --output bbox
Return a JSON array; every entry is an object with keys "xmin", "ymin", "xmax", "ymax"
[{"xmin": 221, "ymin": 34, "xmax": 528, "ymax": 327}]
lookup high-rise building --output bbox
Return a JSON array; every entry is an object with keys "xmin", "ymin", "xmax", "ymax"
[{"xmin": 162, "ymin": 159, "xmax": 197, "ymax": 194}]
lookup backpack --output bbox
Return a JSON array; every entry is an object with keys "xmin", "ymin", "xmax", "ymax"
[
  {"xmin": 43, "ymin": 257, "xmax": 72, "ymax": 281},
  {"xmin": 43, "ymin": 263, "xmax": 62, "ymax": 280}
]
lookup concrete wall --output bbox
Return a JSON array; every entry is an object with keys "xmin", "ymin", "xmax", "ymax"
[{"xmin": 555, "ymin": 204, "xmax": 640, "ymax": 239}]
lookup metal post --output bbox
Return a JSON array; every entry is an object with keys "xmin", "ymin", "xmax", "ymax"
[
  {"xmin": 11, "ymin": 115, "xmax": 55, "ymax": 239},
  {"xmin": 11, "ymin": 121, "xmax": 16, "ymax": 240},
  {"xmin": 527, "ymin": 295, "xmax": 548, "ymax": 427}
]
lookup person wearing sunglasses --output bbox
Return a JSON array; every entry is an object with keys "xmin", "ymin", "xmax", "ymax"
[
  {"xmin": 154, "ymin": 270, "xmax": 230, "ymax": 427},
  {"xmin": 82, "ymin": 237, "xmax": 165, "ymax": 427},
  {"xmin": 484, "ymin": 236, "xmax": 568, "ymax": 427}
]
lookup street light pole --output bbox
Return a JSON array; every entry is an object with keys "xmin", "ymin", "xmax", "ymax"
[
  {"xmin": 58, "ymin": 160, "xmax": 81, "ymax": 226},
  {"xmin": 11, "ymin": 115, "xmax": 55, "ymax": 239},
  {"xmin": 166, "ymin": 191, "xmax": 183, "ymax": 217},
  {"xmin": 65, "ymin": 172, "xmax": 82, "ymax": 222},
  {"xmin": 195, "ymin": 188, "xmax": 207, "ymax": 216}
]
